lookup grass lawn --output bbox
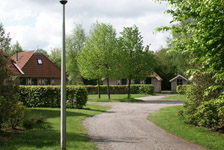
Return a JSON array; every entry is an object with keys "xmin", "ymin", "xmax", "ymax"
[
  {"xmin": 148, "ymin": 106, "xmax": 224, "ymax": 150},
  {"xmin": 0, "ymin": 104, "xmax": 110, "ymax": 150},
  {"xmin": 162, "ymin": 94, "xmax": 187, "ymax": 101},
  {"xmin": 88, "ymin": 94, "xmax": 151, "ymax": 102}
]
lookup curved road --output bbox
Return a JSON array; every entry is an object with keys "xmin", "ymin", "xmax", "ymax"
[{"xmin": 84, "ymin": 94, "xmax": 206, "ymax": 150}]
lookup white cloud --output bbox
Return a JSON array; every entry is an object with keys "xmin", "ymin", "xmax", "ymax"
[{"xmin": 1, "ymin": 0, "xmax": 172, "ymax": 53}]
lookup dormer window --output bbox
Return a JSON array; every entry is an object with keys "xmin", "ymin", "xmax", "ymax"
[{"xmin": 37, "ymin": 59, "xmax": 43, "ymax": 65}]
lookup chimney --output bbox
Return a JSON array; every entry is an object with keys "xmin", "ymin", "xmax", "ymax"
[{"xmin": 16, "ymin": 51, "xmax": 18, "ymax": 61}]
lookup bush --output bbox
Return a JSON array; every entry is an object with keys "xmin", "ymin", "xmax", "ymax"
[
  {"xmin": 139, "ymin": 85, "xmax": 154, "ymax": 94},
  {"xmin": 191, "ymin": 98, "xmax": 224, "ymax": 130},
  {"xmin": 85, "ymin": 84, "xmax": 154, "ymax": 94},
  {"xmin": 181, "ymin": 73, "xmax": 224, "ymax": 129},
  {"xmin": 176, "ymin": 85, "xmax": 190, "ymax": 95},
  {"xmin": 22, "ymin": 111, "xmax": 46, "ymax": 129},
  {"xmin": 18, "ymin": 86, "xmax": 88, "ymax": 109}
]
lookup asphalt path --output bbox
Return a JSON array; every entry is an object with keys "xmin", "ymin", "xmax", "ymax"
[{"xmin": 84, "ymin": 94, "xmax": 206, "ymax": 150}]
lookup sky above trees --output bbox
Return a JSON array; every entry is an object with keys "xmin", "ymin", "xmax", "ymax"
[{"xmin": 0, "ymin": 0, "xmax": 172, "ymax": 53}]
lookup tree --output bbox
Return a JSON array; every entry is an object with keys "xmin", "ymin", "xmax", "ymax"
[
  {"xmin": 78, "ymin": 23, "xmax": 119, "ymax": 99},
  {"xmin": 10, "ymin": 41, "xmax": 23, "ymax": 56},
  {"xmin": 154, "ymin": 48, "xmax": 176, "ymax": 90},
  {"xmin": 119, "ymin": 25, "xmax": 155, "ymax": 98},
  {"xmin": 66, "ymin": 24, "xmax": 86, "ymax": 85},
  {"xmin": 36, "ymin": 49, "xmax": 49, "ymax": 58},
  {"xmin": 157, "ymin": 0, "xmax": 224, "ymax": 84},
  {"xmin": 0, "ymin": 22, "xmax": 11, "ymax": 55},
  {"xmin": 50, "ymin": 48, "xmax": 61, "ymax": 68}
]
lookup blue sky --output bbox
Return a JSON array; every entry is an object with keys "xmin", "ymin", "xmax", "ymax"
[{"xmin": 0, "ymin": 0, "xmax": 172, "ymax": 54}]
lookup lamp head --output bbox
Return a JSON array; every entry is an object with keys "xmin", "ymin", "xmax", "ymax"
[{"xmin": 60, "ymin": 0, "xmax": 67, "ymax": 5}]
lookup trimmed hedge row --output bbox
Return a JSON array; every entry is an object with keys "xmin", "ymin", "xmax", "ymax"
[
  {"xmin": 84, "ymin": 84, "xmax": 154, "ymax": 94},
  {"xmin": 18, "ymin": 86, "xmax": 88, "ymax": 109}
]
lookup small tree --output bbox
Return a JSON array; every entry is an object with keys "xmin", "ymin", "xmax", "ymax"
[
  {"xmin": 50, "ymin": 48, "xmax": 61, "ymax": 68},
  {"xmin": 66, "ymin": 24, "xmax": 86, "ymax": 85},
  {"xmin": 10, "ymin": 41, "xmax": 23, "ymax": 56},
  {"xmin": 119, "ymin": 25, "xmax": 154, "ymax": 98}
]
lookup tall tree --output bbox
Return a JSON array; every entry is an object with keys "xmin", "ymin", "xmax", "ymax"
[
  {"xmin": 66, "ymin": 24, "xmax": 86, "ymax": 85},
  {"xmin": 10, "ymin": 41, "xmax": 23, "ymax": 56},
  {"xmin": 119, "ymin": 25, "xmax": 154, "ymax": 98},
  {"xmin": 49, "ymin": 48, "xmax": 61, "ymax": 68},
  {"xmin": 0, "ymin": 23, "xmax": 11, "ymax": 55},
  {"xmin": 157, "ymin": 0, "xmax": 224, "ymax": 84},
  {"xmin": 78, "ymin": 23, "xmax": 119, "ymax": 99}
]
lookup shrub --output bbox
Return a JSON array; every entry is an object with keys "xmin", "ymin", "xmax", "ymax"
[
  {"xmin": 176, "ymin": 85, "xmax": 190, "ymax": 95},
  {"xmin": 8, "ymin": 102, "xmax": 26, "ymax": 129},
  {"xmin": 22, "ymin": 111, "xmax": 46, "ymax": 129},
  {"xmin": 139, "ymin": 85, "xmax": 154, "ymax": 94},
  {"xmin": 191, "ymin": 98, "xmax": 224, "ymax": 130},
  {"xmin": 18, "ymin": 86, "xmax": 88, "ymax": 109},
  {"xmin": 181, "ymin": 73, "xmax": 224, "ymax": 129}
]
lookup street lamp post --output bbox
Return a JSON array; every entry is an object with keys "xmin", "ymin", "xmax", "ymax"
[{"xmin": 60, "ymin": 0, "xmax": 67, "ymax": 150}]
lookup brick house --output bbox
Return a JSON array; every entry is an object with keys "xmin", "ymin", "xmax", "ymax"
[
  {"xmin": 11, "ymin": 50, "xmax": 61, "ymax": 85},
  {"xmin": 169, "ymin": 74, "xmax": 188, "ymax": 91},
  {"xmin": 102, "ymin": 72, "xmax": 163, "ymax": 93}
]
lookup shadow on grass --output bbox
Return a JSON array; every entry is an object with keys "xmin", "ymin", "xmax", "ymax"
[{"xmin": 1, "ymin": 129, "xmax": 90, "ymax": 150}]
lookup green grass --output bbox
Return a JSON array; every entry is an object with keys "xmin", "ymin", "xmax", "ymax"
[
  {"xmin": 88, "ymin": 94, "xmax": 151, "ymax": 102},
  {"xmin": 161, "ymin": 90, "xmax": 177, "ymax": 94},
  {"xmin": 162, "ymin": 94, "xmax": 187, "ymax": 101},
  {"xmin": 148, "ymin": 106, "xmax": 224, "ymax": 150},
  {"xmin": 0, "ymin": 104, "xmax": 110, "ymax": 150}
]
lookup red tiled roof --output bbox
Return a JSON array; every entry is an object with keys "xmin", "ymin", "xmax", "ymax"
[
  {"xmin": 12, "ymin": 51, "xmax": 61, "ymax": 78},
  {"xmin": 11, "ymin": 50, "xmax": 35, "ymax": 69}
]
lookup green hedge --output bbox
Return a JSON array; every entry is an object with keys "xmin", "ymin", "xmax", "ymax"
[
  {"xmin": 176, "ymin": 85, "xmax": 190, "ymax": 95},
  {"xmin": 84, "ymin": 84, "xmax": 154, "ymax": 94},
  {"xmin": 18, "ymin": 86, "xmax": 88, "ymax": 109}
]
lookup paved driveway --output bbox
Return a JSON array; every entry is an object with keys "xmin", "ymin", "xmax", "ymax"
[{"xmin": 84, "ymin": 95, "xmax": 206, "ymax": 150}]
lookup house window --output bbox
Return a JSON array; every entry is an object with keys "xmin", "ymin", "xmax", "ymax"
[
  {"xmin": 121, "ymin": 79, "xmax": 127, "ymax": 85},
  {"xmin": 135, "ymin": 80, "xmax": 140, "ymax": 84},
  {"xmin": 145, "ymin": 78, "xmax": 151, "ymax": 84},
  {"xmin": 177, "ymin": 78, "xmax": 183, "ymax": 85},
  {"xmin": 31, "ymin": 78, "xmax": 38, "ymax": 85},
  {"xmin": 37, "ymin": 59, "xmax": 43, "ymax": 65},
  {"xmin": 45, "ymin": 78, "xmax": 51, "ymax": 85},
  {"xmin": 20, "ymin": 78, "xmax": 26, "ymax": 85}
]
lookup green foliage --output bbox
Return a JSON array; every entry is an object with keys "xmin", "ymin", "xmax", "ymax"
[
  {"xmin": 85, "ymin": 84, "xmax": 154, "ymax": 94},
  {"xmin": 191, "ymin": 98, "xmax": 224, "ymax": 129},
  {"xmin": 8, "ymin": 102, "xmax": 26, "ymax": 129},
  {"xmin": 138, "ymin": 85, "xmax": 154, "ymax": 94},
  {"xmin": 176, "ymin": 85, "xmax": 190, "ymax": 95},
  {"xmin": 119, "ymin": 25, "xmax": 155, "ymax": 98},
  {"xmin": 49, "ymin": 48, "xmax": 61, "ymax": 68},
  {"xmin": 154, "ymin": 48, "xmax": 176, "ymax": 90},
  {"xmin": 181, "ymin": 74, "xmax": 224, "ymax": 129},
  {"xmin": 10, "ymin": 41, "xmax": 23, "ymax": 56},
  {"xmin": 18, "ymin": 86, "xmax": 88, "ymax": 109},
  {"xmin": 22, "ymin": 111, "xmax": 46, "ymax": 129},
  {"xmin": 66, "ymin": 24, "xmax": 86, "ymax": 84},
  {"xmin": 0, "ymin": 22, "xmax": 11, "ymax": 55},
  {"xmin": 157, "ymin": 0, "xmax": 224, "ymax": 82}
]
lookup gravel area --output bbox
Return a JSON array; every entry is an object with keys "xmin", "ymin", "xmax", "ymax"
[{"xmin": 84, "ymin": 95, "xmax": 206, "ymax": 150}]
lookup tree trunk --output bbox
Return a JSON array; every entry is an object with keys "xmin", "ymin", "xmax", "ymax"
[
  {"xmin": 128, "ymin": 78, "xmax": 131, "ymax": 99},
  {"xmin": 106, "ymin": 78, "xmax": 111, "ymax": 99},
  {"xmin": 98, "ymin": 78, "xmax": 101, "ymax": 99}
]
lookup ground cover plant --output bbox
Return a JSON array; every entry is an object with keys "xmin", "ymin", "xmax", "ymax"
[
  {"xmin": 88, "ymin": 94, "xmax": 150, "ymax": 102},
  {"xmin": 0, "ymin": 104, "xmax": 109, "ymax": 150},
  {"xmin": 149, "ymin": 106, "xmax": 224, "ymax": 150}
]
